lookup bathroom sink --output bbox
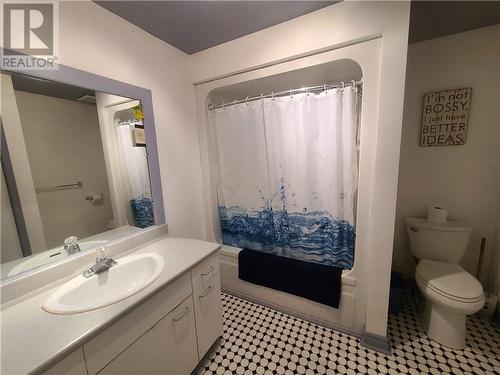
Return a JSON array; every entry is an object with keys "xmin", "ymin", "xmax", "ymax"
[{"xmin": 42, "ymin": 253, "xmax": 164, "ymax": 314}]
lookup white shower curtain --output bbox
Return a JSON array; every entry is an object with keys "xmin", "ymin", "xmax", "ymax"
[
  {"xmin": 115, "ymin": 125, "xmax": 151, "ymax": 225},
  {"xmin": 211, "ymin": 87, "xmax": 358, "ymax": 269},
  {"xmin": 212, "ymin": 101, "xmax": 269, "ymax": 212}
]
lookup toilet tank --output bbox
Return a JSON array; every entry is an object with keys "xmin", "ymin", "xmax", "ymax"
[{"xmin": 406, "ymin": 217, "xmax": 473, "ymax": 264}]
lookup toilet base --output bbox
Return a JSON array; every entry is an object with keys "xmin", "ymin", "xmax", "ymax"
[{"xmin": 422, "ymin": 300, "xmax": 466, "ymax": 349}]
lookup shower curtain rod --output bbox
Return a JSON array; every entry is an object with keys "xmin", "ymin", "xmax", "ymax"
[{"xmin": 208, "ymin": 79, "xmax": 362, "ymax": 110}]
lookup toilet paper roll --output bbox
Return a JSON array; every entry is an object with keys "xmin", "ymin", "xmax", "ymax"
[
  {"xmin": 86, "ymin": 193, "xmax": 103, "ymax": 202},
  {"xmin": 427, "ymin": 205, "xmax": 448, "ymax": 223}
]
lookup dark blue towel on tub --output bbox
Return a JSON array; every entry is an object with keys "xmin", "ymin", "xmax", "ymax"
[{"xmin": 238, "ymin": 248, "xmax": 342, "ymax": 308}]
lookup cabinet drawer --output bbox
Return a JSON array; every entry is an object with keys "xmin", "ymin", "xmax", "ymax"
[
  {"xmin": 193, "ymin": 273, "xmax": 223, "ymax": 358},
  {"xmin": 191, "ymin": 253, "xmax": 219, "ymax": 292},
  {"xmin": 84, "ymin": 273, "xmax": 192, "ymax": 375},
  {"xmin": 98, "ymin": 296, "xmax": 198, "ymax": 375}
]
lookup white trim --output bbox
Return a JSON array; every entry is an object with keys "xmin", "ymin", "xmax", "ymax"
[{"xmin": 361, "ymin": 330, "xmax": 391, "ymax": 354}]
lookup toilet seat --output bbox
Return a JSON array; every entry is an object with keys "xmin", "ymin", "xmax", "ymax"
[{"xmin": 416, "ymin": 260, "xmax": 483, "ymax": 303}]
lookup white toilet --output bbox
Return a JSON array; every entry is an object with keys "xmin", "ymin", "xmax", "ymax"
[{"xmin": 406, "ymin": 217, "xmax": 484, "ymax": 349}]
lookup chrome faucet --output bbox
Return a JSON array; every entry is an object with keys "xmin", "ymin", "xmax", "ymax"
[
  {"xmin": 64, "ymin": 236, "xmax": 81, "ymax": 255},
  {"xmin": 83, "ymin": 247, "xmax": 117, "ymax": 278}
]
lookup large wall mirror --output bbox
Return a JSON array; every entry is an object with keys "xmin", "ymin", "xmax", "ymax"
[{"xmin": 1, "ymin": 64, "xmax": 164, "ymax": 280}]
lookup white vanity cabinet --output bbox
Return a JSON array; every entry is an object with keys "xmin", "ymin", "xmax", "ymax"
[
  {"xmin": 42, "ymin": 253, "xmax": 222, "ymax": 375},
  {"xmin": 191, "ymin": 254, "xmax": 223, "ymax": 358},
  {"xmin": 98, "ymin": 296, "xmax": 198, "ymax": 375},
  {"xmin": 83, "ymin": 273, "xmax": 196, "ymax": 375}
]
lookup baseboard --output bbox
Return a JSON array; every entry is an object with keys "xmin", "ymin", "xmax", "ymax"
[
  {"xmin": 360, "ymin": 330, "xmax": 391, "ymax": 354},
  {"xmin": 190, "ymin": 337, "xmax": 222, "ymax": 375}
]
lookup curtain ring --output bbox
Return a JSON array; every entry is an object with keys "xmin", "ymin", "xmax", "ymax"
[
  {"xmin": 323, "ymin": 83, "xmax": 327, "ymax": 93},
  {"xmin": 305, "ymin": 87, "xmax": 309, "ymax": 96},
  {"xmin": 289, "ymin": 89, "xmax": 293, "ymax": 99},
  {"xmin": 341, "ymin": 81, "xmax": 345, "ymax": 90},
  {"xmin": 222, "ymin": 102, "xmax": 225, "ymax": 110},
  {"xmin": 233, "ymin": 99, "xmax": 237, "ymax": 108},
  {"xmin": 245, "ymin": 96, "xmax": 249, "ymax": 105},
  {"xmin": 260, "ymin": 93, "xmax": 264, "ymax": 102},
  {"xmin": 271, "ymin": 92, "xmax": 275, "ymax": 101}
]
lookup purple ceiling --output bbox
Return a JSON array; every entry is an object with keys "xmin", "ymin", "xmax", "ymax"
[{"xmin": 96, "ymin": 1, "xmax": 338, "ymax": 54}]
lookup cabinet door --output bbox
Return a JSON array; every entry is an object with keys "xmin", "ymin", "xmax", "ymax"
[
  {"xmin": 98, "ymin": 296, "xmax": 198, "ymax": 375},
  {"xmin": 193, "ymin": 273, "xmax": 223, "ymax": 359},
  {"xmin": 84, "ymin": 273, "xmax": 192, "ymax": 375}
]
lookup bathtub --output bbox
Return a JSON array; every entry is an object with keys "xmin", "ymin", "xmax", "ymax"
[{"xmin": 218, "ymin": 245, "xmax": 362, "ymax": 335}]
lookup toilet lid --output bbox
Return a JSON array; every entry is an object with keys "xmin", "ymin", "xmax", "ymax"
[{"xmin": 416, "ymin": 260, "xmax": 483, "ymax": 301}]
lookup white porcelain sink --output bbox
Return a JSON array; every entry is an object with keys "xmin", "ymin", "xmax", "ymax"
[{"xmin": 42, "ymin": 253, "xmax": 164, "ymax": 314}]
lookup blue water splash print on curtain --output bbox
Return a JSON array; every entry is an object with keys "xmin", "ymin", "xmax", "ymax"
[{"xmin": 211, "ymin": 86, "xmax": 358, "ymax": 269}]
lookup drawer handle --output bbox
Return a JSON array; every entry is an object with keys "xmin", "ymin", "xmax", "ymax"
[
  {"xmin": 173, "ymin": 306, "xmax": 190, "ymax": 322},
  {"xmin": 201, "ymin": 265, "xmax": 215, "ymax": 277},
  {"xmin": 409, "ymin": 226, "xmax": 420, "ymax": 233},
  {"xmin": 199, "ymin": 285, "xmax": 213, "ymax": 298}
]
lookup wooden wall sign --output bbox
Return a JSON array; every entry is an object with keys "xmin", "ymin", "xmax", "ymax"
[{"xmin": 420, "ymin": 88, "xmax": 472, "ymax": 147}]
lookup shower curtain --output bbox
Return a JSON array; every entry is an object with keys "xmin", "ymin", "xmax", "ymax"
[
  {"xmin": 211, "ymin": 87, "xmax": 358, "ymax": 269},
  {"xmin": 115, "ymin": 124, "xmax": 152, "ymax": 227}
]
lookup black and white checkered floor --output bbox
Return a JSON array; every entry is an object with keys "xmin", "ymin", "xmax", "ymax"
[{"xmin": 197, "ymin": 290, "xmax": 500, "ymax": 375}]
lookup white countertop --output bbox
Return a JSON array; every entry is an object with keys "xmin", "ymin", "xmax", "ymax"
[{"xmin": 0, "ymin": 236, "xmax": 220, "ymax": 375}]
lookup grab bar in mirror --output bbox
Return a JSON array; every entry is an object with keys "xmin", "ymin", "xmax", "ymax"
[{"xmin": 35, "ymin": 181, "xmax": 82, "ymax": 193}]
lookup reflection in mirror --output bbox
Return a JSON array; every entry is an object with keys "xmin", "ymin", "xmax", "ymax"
[{"xmin": 1, "ymin": 72, "xmax": 155, "ymax": 279}]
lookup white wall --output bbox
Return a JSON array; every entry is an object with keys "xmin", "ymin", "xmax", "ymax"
[
  {"xmin": 15, "ymin": 90, "xmax": 113, "ymax": 249},
  {"xmin": 190, "ymin": 1, "xmax": 410, "ymax": 343},
  {"xmin": 57, "ymin": 1, "xmax": 205, "ymax": 239},
  {"xmin": 393, "ymin": 26, "xmax": 500, "ymax": 285}
]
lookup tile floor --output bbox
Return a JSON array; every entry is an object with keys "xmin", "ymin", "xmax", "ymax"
[{"xmin": 197, "ymin": 289, "xmax": 500, "ymax": 375}]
